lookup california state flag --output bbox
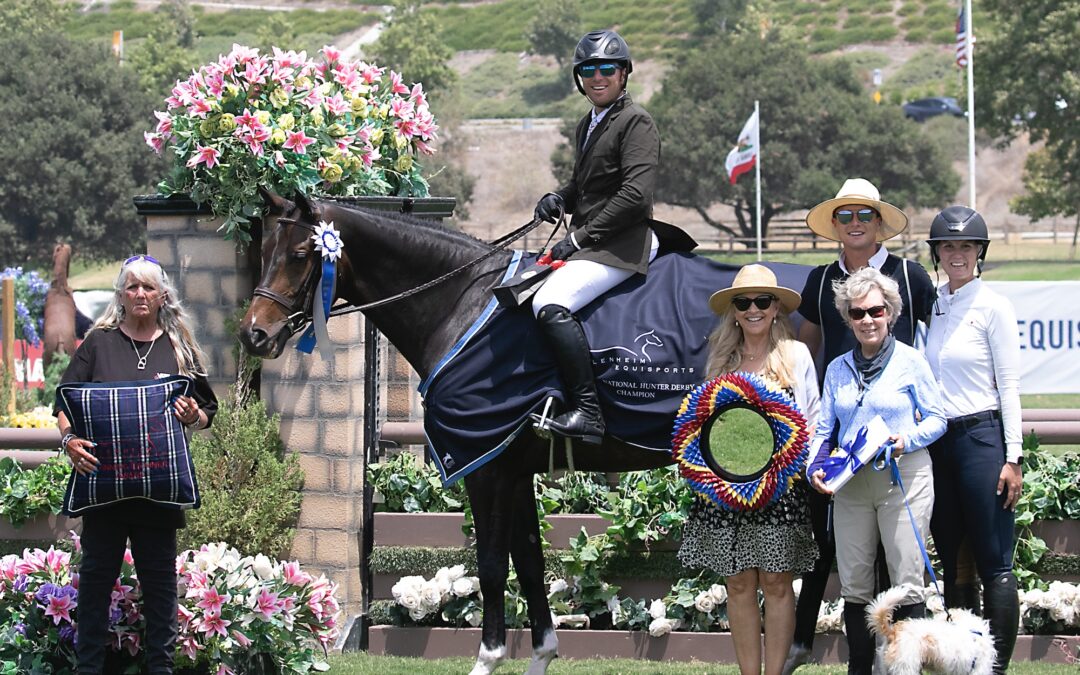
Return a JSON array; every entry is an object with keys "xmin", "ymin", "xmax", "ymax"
[{"xmin": 724, "ymin": 110, "xmax": 759, "ymax": 185}]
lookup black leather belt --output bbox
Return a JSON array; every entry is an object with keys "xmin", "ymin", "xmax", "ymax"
[{"xmin": 948, "ymin": 408, "xmax": 1001, "ymax": 431}]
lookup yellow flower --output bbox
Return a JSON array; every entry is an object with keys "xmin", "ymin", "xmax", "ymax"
[
  {"xmin": 255, "ymin": 110, "xmax": 272, "ymax": 126},
  {"xmin": 311, "ymin": 111, "xmax": 324, "ymax": 127},
  {"xmin": 346, "ymin": 154, "xmax": 363, "ymax": 171},
  {"xmin": 218, "ymin": 113, "xmax": 237, "ymax": 133},
  {"xmin": 225, "ymin": 83, "xmax": 241, "ymax": 98},
  {"xmin": 199, "ymin": 118, "xmax": 217, "ymax": 137},
  {"xmin": 320, "ymin": 163, "xmax": 344, "ymax": 182},
  {"xmin": 271, "ymin": 128, "xmax": 287, "ymax": 145},
  {"xmin": 322, "ymin": 145, "xmax": 342, "ymax": 160},
  {"xmin": 351, "ymin": 96, "xmax": 369, "ymax": 116},
  {"xmin": 377, "ymin": 104, "xmax": 390, "ymax": 119},
  {"xmin": 269, "ymin": 88, "xmax": 290, "ymax": 109},
  {"xmin": 395, "ymin": 154, "xmax": 413, "ymax": 172},
  {"xmin": 278, "ymin": 113, "xmax": 295, "ymax": 130},
  {"xmin": 327, "ymin": 123, "xmax": 348, "ymax": 138},
  {"xmin": 370, "ymin": 128, "xmax": 384, "ymax": 145},
  {"xmin": 295, "ymin": 76, "xmax": 312, "ymax": 90},
  {"xmin": 395, "ymin": 133, "xmax": 408, "ymax": 151},
  {"xmin": 318, "ymin": 82, "xmax": 334, "ymax": 96}
]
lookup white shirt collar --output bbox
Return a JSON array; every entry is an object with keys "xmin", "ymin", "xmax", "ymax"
[{"xmin": 838, "ymin": 243, "xmax": 889, "ymax": 274}]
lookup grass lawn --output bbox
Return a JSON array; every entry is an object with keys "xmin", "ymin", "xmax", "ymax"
[
  {"xmin": 325, "ymin": 653, "xmax": 1079, "ymax": 674},
  {"xmin": 68, "ymin": 259, "xmax": 125, "ymax": 290},
  {"xmin": 982, "ymin": 261, "xmax": 1080, "ymax": 281}
]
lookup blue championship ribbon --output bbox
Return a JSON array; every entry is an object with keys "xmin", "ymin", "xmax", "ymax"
[{"xmin": 296, "ymin": 221, "xmax": 342, "ymax": 359}]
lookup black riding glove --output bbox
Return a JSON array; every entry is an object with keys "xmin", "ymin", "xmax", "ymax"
[
  {"xmin": 548, "ymin": 236, "xmax": 577, "ymax": 262},
  {"xmin": 534, "ymin": 193, "xmax": 564, "ymax": 223}
]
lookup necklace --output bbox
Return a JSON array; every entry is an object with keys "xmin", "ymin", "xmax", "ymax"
[
  {"xmin": 742, "ymin": 349, "xmax": 765, "ymax": 362},
  {"xmin": 130, "ymin": 335, "xmax": 158, "ymax": 370}
]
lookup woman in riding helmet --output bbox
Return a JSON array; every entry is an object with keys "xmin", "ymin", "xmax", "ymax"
[{"xmin": 924, "ymin": 206, "xmax": 1022, "ymax": 674}]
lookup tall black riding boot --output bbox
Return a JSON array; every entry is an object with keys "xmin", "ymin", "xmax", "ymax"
[
  {"xmin": 984, "ymin": 573, "xmax": 1019, "ymax": 674},
  {"xmin": 948, "ymin": 582, "xmax": 982, "ymax": 614},
  {"xmin": 535, "ymin": 304, "xmax": 605, "ymax": 445},
  {"xmin": 842, "ymin": 602, "xmax": 874, "ymax": 675},
  {"xmin": 893, "ymin": 602, "xmax": 927, "ymax": 621}
]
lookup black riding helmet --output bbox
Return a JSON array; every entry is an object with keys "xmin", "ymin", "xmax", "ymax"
[
  {"xmin": 572, "ymin": 30, "xmax": 632, "ymax": 95},
  {"xmin": 926, "ymin": 205, "xmax": 990, "ymax": 269}
]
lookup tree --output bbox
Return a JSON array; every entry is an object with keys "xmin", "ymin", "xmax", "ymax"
[
  {"xmin": 525, "ymin": 0, "xmax": 581, "ymax": 69},
  {"xmin": 1010, "ymin": 143, "xmax": 1080, "ymax": 256},
  {"xmin": 974, "ymin": 0, "xmax": 1079, "ymax": 222},
  {"xmin": 688, "ymin": 0, "xmax": 749, "ymax": 36},
  {"xmin": 127, "ymin": 22, "xmax": 198, "ymax": 97},
  {"xmin": 0, "ymin": 0, "xmax": 64, "ymax": 39},
  {"xmin": 368, "ymin": 0, "xmax": 457, "ymax": 99},
  {"xmin": 0, "ymin": 31, "xmax": 160, "ymax": 265},
  {"xmin": 649, "ymin": 30, "xmax": 958, "ymax": 243}
]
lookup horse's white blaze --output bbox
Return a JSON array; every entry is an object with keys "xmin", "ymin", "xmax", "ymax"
[
  {"xmin": 524, "ymin": 628, "xmax": 558, "ymax": 675},
  {"xmin": 468, "ymin": 643, "xmax": 506, "ymax": 675}
]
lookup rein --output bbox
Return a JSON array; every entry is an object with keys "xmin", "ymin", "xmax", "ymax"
[{"xmin": 253, "ymin": 212, "xmax": 560, "ymax": 335}]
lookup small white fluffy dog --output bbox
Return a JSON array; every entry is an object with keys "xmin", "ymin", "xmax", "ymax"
[{"xmin": 868, "ymin": 586, "xmax": 997, "ymax": 675}]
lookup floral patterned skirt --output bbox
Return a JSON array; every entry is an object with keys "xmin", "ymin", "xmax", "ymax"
[{"xmin": 678, "ymin": 480, "xmax": 818, "ymax": 577}]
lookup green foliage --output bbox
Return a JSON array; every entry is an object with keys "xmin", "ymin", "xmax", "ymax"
[
  {"xmin": 254, "ymin": 14, "xmax": 300, "ymax": 54},
  {"xmin": 650, "ymin": 29, "xmax": 958, "ymax": 243},
  {"xmin": 1011, "ymin": 144, "xmax": 1080, "ymax": 238},
  {"xmin": 179, "ymin": 393, "xmax": 303, "ymax": 559},
  {"xmin": 550, "ymin": 530, "xmax": 620, "ymax": 620},
  {"xmin": 687, "ymin": 0, "xmax": 749, "ymax": 36},
  {"xmin": 0, "ymin": 0, "xmax": 65, "ymax": 38},
  {"xmin": 126, "ymin": 8, "xmax": 199, "ymax": 97},
  {"xmin": 0, "ymin": 456, "xmax": 68, "ymax": 528},
  {"xmin": 369, "ymin": 0, "xmax": 457, "ymax": 98},
  {"xmin": 1012, "ymin": 435, "xmax": 1080, "ymax": 589},
  {"xmin": 524, "ymin": 0, "xmax": 581, "ymax": 68},
  {"xmin": 598, "ymin": 468, "xmax": 693, "ymax": 548},
  {"xmin": 0, "ymin": 29, "xmax": 159, "ymax": 266},
  {"xmin": 368, "ymin": 452, "xmax": 466, "ymax": 513},
  {"xmin": 37, "ymin": 352, "xmax": 70, "ymax": 409}
]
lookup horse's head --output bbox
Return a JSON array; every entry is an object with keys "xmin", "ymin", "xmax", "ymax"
[{"xmin": 239, "ymin": 192, "xmax": 328, "ymax": 358}]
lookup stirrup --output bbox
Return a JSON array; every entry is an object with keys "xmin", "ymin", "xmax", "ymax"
[{"xmin": 530, "ymin": 396, "xmax": 558, "ymax": 440}]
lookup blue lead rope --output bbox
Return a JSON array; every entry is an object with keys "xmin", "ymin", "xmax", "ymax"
[{"xmin": 884, "ymin": 452, "xmax": 947, "ymax": 611}]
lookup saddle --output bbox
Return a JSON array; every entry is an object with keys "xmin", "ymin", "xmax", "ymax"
[{"xmin": 421, "ymin": 250, "xmax": 811, "ymax": 485}]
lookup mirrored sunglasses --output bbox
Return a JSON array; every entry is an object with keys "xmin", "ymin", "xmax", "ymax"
[
  {"xmin": 578, "ymin": 63, "xmax": 620, "ymax": 79},
  {"xmin": 124, "ymin": 254, "xmax": 161, "ymax": 267},
  {"xmin": 834, "ymin": 208, "xmax": 877, "ymax": 225},
  {"xmin": 847, "ymin": 305, "xmax": 887, "ymax": 320},
  {"xmin": 732, "ymin": 295, "xmax": 776, "ymax": 312}
]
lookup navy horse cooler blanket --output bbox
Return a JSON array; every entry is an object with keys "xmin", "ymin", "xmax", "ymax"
[
  {"xmin": 56, "ymin": 376, "xmax": 200, "ymax": 516},
  {"xmin": 421, "ymin": 251, "xmax": 811, "ymax": 485}
]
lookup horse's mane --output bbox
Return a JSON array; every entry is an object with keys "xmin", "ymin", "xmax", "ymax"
[{"xmin": 319, "ymin": 199, "xmax": 494, "ymax": 251}]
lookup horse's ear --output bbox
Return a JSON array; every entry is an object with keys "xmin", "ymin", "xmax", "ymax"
[
  {"xmin": 260, "ymin": 189, "xmax": 292, "ymax": 215},
  {"xmin": 294, "ymin": 193, "xmax": 323, "ymax": 222}
]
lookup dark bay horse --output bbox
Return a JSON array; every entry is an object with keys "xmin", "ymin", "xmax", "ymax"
[{"xmin": 240, "ymin": 193, "xmax": 675, "ymax": 674}]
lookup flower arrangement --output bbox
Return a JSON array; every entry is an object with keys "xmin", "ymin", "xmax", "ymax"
[
  {"xmin": 0, "ymin": 267, "xmax": 48, "ymax": 347},
  {"xmin": 0, "ymin": 536, "xmax": 341, "ymax": 673},
  {"xmin": 1020, "ymin": 581, "xmax": 1080, "ymax": 635},
  {"xmin": 145, "ymin": 43, "xmax": 439, "ymax": 244},
  {"xmin": 389, "ymin": 565, "xmax": 482, "ymax": 626}
]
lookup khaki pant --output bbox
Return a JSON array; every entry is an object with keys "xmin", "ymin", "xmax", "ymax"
[{"xmin": 834, "ymin": 449, "xmax": 934, "ymax": 605}]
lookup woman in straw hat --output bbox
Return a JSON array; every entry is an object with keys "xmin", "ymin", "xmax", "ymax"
[{"xmin": 678, "ymin": 264, "xmax": 820, "ymax": 675}]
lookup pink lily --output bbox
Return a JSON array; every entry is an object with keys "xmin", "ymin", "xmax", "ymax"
[
  {"xmin": 196, "ymin": 586, "xmax": 231, "ymax": 614},
  {"xmin": 242, "ymin": 60, "xmax": 267, "ymax": 85},
  {"xmin": 390, "ymin": 97, "xmax": 415, "ymax": 119},
  {"xmin": 254, "ymin": 588, "xmax": 284, "ymax": 621},
  {"xmin": 154, "ymin": 111, "xmax": 173, "ymax": 135},
  {"xmin": 283, "ymin": 130, "xmax": 316, "ymax": 155},
  {"xmin": 321, "ymin": 45, "xmax": 342, "ymax": 64},
  {"xmin": 230, "ymin": 44, "xmax": 260, "ymax": 64},
  {"xmin": 272, "ymin": 46, "xmax": 308, "ymax": 69},
  {"xmin": 231, "ymin": 629, "xmax": 253, "ymax": 647},
  {"xmin": 282, "ymin": 561, "xmax": 313, "ymax": 586},
  {"xmin": 325, "ymin": 93, "xmax": 351, "ymax": 116},
  {"xmin": 198, "ymin": 611, "xmax": 231, "ymax": 639},
  {"xmin": 415, "ymin": 139, "xmax": 436, "ymax": 156},
  {"xmin": 144, "ymin": 132, "xmax": 163, "ymax": 154},
  {"xmin": 234, "ymin": 108, "xmax": 260, "ymax": 130},
  {"xmin": 44, "ymin": 593, "xmax": 75, "ymax": 624},
  {"xmin": 216, "ymin": 664, "xmax": 236, "ymax": 675},
  {"xmin": 187, "ymin": 98, "xmax": 213, "ymax": 119},
  {"xmin": 186, "ymin": 145, "xmax": 221, "ymax": 170},
  {"xmin": 388, "ymin": 70, "xmax": 410, "ymax": 94}
]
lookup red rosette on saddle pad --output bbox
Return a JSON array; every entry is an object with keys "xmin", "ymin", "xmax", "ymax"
[{"xmin": 671, "ymin": 372, "xmax": 809, "ymax": 511}]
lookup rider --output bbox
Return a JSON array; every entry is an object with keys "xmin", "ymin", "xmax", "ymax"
[{"xmin": 531, "ymin": 29, "xmax": 662, "ymax": 445}]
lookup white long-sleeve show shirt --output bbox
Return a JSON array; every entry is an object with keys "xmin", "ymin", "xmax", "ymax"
[{"xmin": 924, "ymin": 278, "xmax": 1023, "ymax": 462}]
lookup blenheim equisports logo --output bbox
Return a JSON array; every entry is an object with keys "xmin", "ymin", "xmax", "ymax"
[{"xmin": 591, "ymin": 327, "xmax": 698, "ymax": 402}]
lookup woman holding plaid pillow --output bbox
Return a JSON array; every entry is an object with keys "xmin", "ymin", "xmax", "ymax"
[{"xmin": 55, "ymin": 255, "xmax": 217, "ymax": 675}]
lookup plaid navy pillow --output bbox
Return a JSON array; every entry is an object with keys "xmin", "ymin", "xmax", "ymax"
[{"xmin": 56, "ymin": 376, "xmax": 200, "ymax": 516}]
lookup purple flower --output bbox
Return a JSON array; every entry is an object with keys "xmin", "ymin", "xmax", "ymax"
[
  {"xmin": 110, "ymin": 606, "xmax": 123, "ymax": 625},
  {"xmin": 35, "ymin": 582, "xmax": 59, "ymax": 603},
  {"xmin": 13, "ymin": 575, "xmax": 29, "ymax": 593},
  {"xmin": 13, "ymin": 623, "xmax": 26, "ymax": 636},
  {"xmin": 59, "ymin": 625, "xmax": 76, "ymax": 644},
  {"xmin": 57, "ymin": 584, "xmax": 78, "ymax": 600}
]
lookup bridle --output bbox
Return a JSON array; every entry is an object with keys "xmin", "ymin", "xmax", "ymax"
[{"xmin": 251, "ymin": 209, "xmax": 556, "ymax": 339}]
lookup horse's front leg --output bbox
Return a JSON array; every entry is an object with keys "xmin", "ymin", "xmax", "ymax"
[
  {"xmin": 509, "ymin": 474, "xmax": 558, "ymax": 675},
  {"xmin": 465, "ymin": 470, "xmax": 510, "ymax": 675}
]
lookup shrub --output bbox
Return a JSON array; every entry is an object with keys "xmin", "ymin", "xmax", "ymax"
[
  {"xmin": 0, "ymin": 456, "xmax": 68, "ymax": 528},
  {"xmin": 179, "ymin": 394, "xmax": 303, "ymax": 559}
]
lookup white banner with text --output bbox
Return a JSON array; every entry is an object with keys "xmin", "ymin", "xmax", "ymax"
[{"xmin": 986, "ymin": 281, "xmax": 1080, "ymax": 394}]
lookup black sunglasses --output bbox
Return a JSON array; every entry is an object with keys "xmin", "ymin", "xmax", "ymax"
[
  {"xmin": 834, "ymin": 208, "xmax": 877, "ymax": 225},
  {"xmin": 578, "ymin": 63, "xmax": 620, "ymax": 79},
  {"xmin": 124, "ymin": 254, "xmax": 161, "ymax": 267},
  {"xmin": 732, "ymin": 295, "xmax": 776, "ymax": 312},
  {"xmin": 847, "ymin": 305, "xmax": 887, "ymax": 320}
]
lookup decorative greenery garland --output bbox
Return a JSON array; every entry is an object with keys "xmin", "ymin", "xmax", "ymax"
[{"xmin": 672, "ymin": 372, "xmax": 809, "ymax": 511}]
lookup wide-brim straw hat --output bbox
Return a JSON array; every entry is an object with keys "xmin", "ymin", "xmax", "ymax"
[
  {"xmin": 709, "ymin": 264, "xmax": 802, "ymax": 315},
  {"xmin": 805, "ymin": 178, "xmax": 909, "ymax": 242}
]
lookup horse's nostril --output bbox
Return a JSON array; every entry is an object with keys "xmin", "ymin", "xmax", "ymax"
[{"xmin": 242, "ymin": 326, "xmax": 270, "ymax": 351}]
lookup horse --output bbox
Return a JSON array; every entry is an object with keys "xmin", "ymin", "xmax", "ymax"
[
  {"xmin": 43, "ymin": 242, "xmax": 77, "ymax": 369},
  {"xmin": 240, "ymin": 193, "xmax": 679, "ymax": 674}
]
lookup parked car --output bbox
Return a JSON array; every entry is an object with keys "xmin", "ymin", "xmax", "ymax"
[{"xmin": 902, "ymin": 96, "xmax": 966, "ymax": 122}]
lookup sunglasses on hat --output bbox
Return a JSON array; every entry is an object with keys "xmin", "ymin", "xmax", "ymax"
[
  {"xmin": 123, "ymin": 254, "xmax": 161, "ymax": 267},
  {"xmin": 732, "ymin": 295, "xmax": 775, "ymax": 312},
  {"xmin": 847, "ymin": 305, "xmax": 887, "ymax": 320},
  {"xmin": 834, "ymin": 208, "xmax": 877, "ymax": 225},
  {"xmin": 578, "ymin": 63, "xmax": 620, "ymax": 79}
]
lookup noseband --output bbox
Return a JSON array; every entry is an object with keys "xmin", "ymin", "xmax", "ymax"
[{"xmin": 252, "ymin": 216, "xmax": 322, "ymax": 338}]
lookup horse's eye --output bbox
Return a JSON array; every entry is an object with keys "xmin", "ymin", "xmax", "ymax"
[{"xmin": 291, "ymin": 249, "xmax": 307, "ymax": 261}]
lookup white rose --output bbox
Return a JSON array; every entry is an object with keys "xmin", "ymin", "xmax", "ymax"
[
  {"xmin": 466, "ymin": 610, "xmax": 483, "ymax": 627},
  {"xmin": 434, "ymin": 567, "xmax": 451, "ymax": 584},
  {"xmin": 709, "ymin": 584, "xmax": 728, "ymax": 605},
  {"xmin": 409, "ymin": 606, "xmax": 428, "ymax": 621},
  {"xmin": 548, "ymin": 578, "xmax": 568, "ymax": 595},
  {"xmin": 607, "ymin": 596, "xmax": 621, "ymax": 615},
  {"xmin": 421, "ymin": 580, "xmax": 444, "ymax": 608},
  {"xmin": 694, "ymin": 591, "xmax": 716, "ymax": 614},
  {"xmin": 445, "ymin": 564, "xmax": 466, "ymax": 582},
  {"xmin": 648, "ymin": 599, "xmax": 667, "ymax": 620},
  {"xmin": 398, "ymin": 590, "xmax": 421, "ymax": 610},
  {"xmin": 648, "ymin": 617, "xmax": 674, "ymax": 637},
  {"xmin": 452, "ymin": 577, "xmax": 476, "ymax": 598}
]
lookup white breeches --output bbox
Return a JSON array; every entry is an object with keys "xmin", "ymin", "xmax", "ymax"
[{"xmin": 532, "ymin": 232, "xmax": 659, "ymax": 317}]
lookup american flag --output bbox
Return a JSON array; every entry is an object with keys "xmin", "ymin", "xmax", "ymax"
[{"xmin": 955, "ymin": 4, "xmax": 970, "ymax": 68}]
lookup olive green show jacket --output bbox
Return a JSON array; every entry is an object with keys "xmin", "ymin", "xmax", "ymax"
[{"xmin": 554, "ymin": 94, "xmax": 660, "ymax": 274}]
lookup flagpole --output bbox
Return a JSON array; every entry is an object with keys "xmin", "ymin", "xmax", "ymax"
[
  {"xmin": 965, "ymin": 0, "xmax": 976, "ymax": 208},
  {"xmin": 754, "ymin": 100, "xmax": 762, "ymax": 262}
]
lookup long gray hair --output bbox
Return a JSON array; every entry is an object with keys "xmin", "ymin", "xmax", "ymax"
[{"xmin": 92, "ymin": 258, "xmax": 208, "ymax": 377}]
